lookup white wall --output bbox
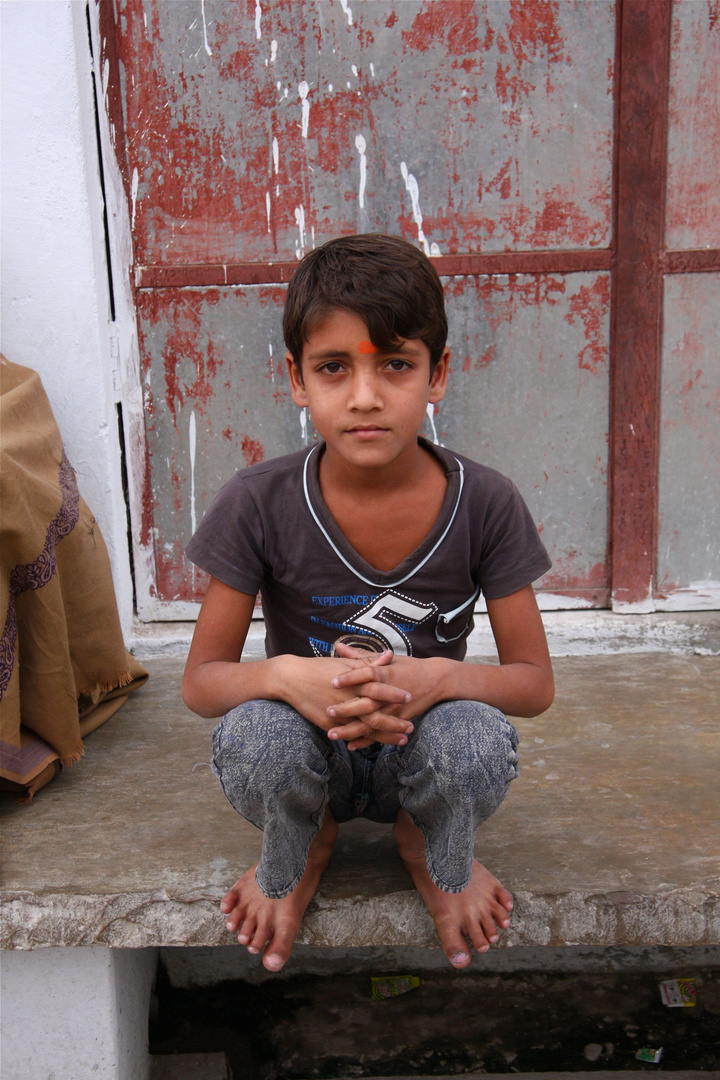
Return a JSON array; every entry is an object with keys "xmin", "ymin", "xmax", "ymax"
[
  {"xmin": 0, "ymin": 1, "xmax": 134, "ymax": 634},
  {"xmin": 0, "ymin": 946, "xmax": 157, "ymax": 1080}
]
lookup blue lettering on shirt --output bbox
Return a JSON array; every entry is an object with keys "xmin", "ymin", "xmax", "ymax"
[
  {"xmin": 311, "ymin": 594, "xmax": 378, "ymax": 607},
  {"xmin": 310, "ymin": 616, "xmax": 372, "ymax": 635}
]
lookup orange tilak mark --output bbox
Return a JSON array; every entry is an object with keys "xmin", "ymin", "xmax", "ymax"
[{"xmin": 358, "ymin": 340, "xmax": 378, "ymax": 354}]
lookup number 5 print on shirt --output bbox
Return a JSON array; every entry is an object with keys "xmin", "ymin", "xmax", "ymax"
[{"xmin": 345, "ymin": 592, "xmax": 438, "ymax": 656}]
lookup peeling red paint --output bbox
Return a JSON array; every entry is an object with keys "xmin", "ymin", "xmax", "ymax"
[
  {"xmin": 241, "ymin": 435, "xmax": 265, "ymax": 466},
  {"xmin": 477, "ymin": 343, "xmax": 497, "ymax": 370},
  {"xmin": 402, "ymin": 1, "xmax": 482, "ymax": 57},
  {"xmin": 680, "ymin": 368, "xmax": 704, "ymax": 397},
  {"xmin": 115, "ymin": 0, "xmax": 613, "ymax": 265},
  {"xmin": 540, "ymin": 560, "xmax": 607, "ymax": 591},
  {"xmin": 667, "ymin": 1, "xmax": 720, "ymax": 248},
  {"xmin": 564, "ymin": 276, "xmax": 611, "ymax": 374},
  {"xmin": 139, "ymin": 439, "xmax": 154, "ymax": 549},
  {"xmin": 156, "ymin": 543, "xmax": 210, "ymax": 604},
  {"xmin": 445, "ymin": 273, "xmax": 569, "ymax": 338},
  {"xmin": 506, "ymin": 0, "xmax": 564, "ymax": 66}
]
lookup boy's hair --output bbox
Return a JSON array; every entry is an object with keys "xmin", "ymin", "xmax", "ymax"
[{"xmin": 283, "ymin": 234, "xmax": 448, "ymax": 373}]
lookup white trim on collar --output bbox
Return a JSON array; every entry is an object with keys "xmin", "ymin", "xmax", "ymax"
[{"xmin": 302, "ymin": 443, "xmax": 465, "ymax": 590}]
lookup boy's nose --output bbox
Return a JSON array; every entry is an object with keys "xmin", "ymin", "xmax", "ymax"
[{"xmin": 348, "ymin": 372, "xmax": 382, "ymax": 411}]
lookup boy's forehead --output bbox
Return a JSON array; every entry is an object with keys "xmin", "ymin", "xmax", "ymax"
[
  {"xmin": 307, "ymin": 307, "xmax": 371, "ymax": 340},
  {"xmin": 303, "ymin": 309, "xmax": 427, "ymax": 358}
]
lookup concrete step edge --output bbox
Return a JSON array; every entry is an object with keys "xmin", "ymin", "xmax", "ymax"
[{"xmin": 318, "ymin": 1073, "xmax": 718, "ymax": 1080}]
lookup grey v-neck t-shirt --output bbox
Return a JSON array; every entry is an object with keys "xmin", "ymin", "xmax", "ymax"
[{"xmin": 186, "ymin": 440, "xmax": 551, "ymax": 661}]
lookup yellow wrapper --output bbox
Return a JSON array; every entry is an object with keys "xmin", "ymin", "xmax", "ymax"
[
  {"xmin": 659, "ymin": 977, "xmax": 696, "ymax": 1007},
  {"xmin": 371, "ymin": 975, "xmax": 420, "ymax": 1000}
]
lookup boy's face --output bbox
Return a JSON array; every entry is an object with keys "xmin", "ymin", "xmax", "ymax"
[{"xmin": 286, "ymin": 308, "xmax": 449, "ymax": 471}]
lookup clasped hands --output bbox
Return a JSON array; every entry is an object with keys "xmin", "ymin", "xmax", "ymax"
[
  {"xmin": 321, "ymin": 643, "xmax": 452, "ymax": 751},
  {"xmin": 279, "ymin": 644, "xmax": 452, "ymax": 751}
]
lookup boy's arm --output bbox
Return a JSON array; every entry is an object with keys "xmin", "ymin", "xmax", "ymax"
[
  {"xmin": 326, "ymin": 585, "xmax": 554, "ymax": 746},
  {"xmin": 182, "ymin": 576, "xmax": 413, "ymax": 741}
]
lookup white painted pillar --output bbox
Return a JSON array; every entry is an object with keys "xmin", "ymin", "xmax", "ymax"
[
  {"xmin": 0, "ymin": 1, "xmax": 135, "ymax": 635},
  {"xmin": 0, "ymin": 946, "xmax": 157, "ymax": 1080}
]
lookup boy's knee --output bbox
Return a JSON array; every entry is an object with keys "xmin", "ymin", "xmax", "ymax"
[
  {"xmin": 411, "ymin": 701, "xmax": 519, "ymax": 786},
  {"xmin": 212, "ymin": 700, "xmax": 322, "ymax": 782},
  {"xmin": 212, "ymin": 700, "xmax": 330, "ymax": 818}
]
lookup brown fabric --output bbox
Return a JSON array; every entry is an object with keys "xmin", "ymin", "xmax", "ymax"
[{"xmin": 0, "ymin": 357, "xmax": 148, "ymax": 798}]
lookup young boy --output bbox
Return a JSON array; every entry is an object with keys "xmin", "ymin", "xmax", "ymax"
[{"xmin": 183, "ymin": 234, "xmax": 554, "ymax": 973}]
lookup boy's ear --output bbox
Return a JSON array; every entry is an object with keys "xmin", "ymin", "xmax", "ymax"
[
  {"xmin": 286, "ymin": 351, "xmax": 308, "ymax": 406},
  {"xmin": 428, "ymin": 347, "xmax": 450, "ymax": 404}
]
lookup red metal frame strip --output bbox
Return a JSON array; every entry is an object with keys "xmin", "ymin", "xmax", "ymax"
[
  {"xmin": 663, "ymin": 249, "xmax": 720, "ymax": 274},
  {"xmin": 609, "ymin": 0, "xmax": 672, "ymax": 608},
  {"xmin": 136, "ymin": 249, "xmax": 613, "ymax": 290}
]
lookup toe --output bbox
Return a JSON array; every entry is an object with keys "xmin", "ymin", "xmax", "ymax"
[
  {"xmin": 224, "ymin": 909, "xmax": 242, "ymax": 934},
  {"xmin": 247, "ymin": 918, "xmax": 270, "ymax": 954},
  {"xmin": 474, "ymin": 913, "xmax": 498, "ymax": 949},
  {"xmin": 481, "ymin": 907, "xmax": 505, "ymax": 941},
  {"xmin": 224, "ymin": 900, "xmax": 245, "ymax": 935},
  {"xmin": 263, "ymin": 951, "xmax": 286, "ymax": 972},
  {"xmin": 490, "ymin": 896, "xmax": 512, "ymax": 929},
  {"xmin": 262, "ymin": 917, "xmax": 297, "ymax": 973},
  {"xmin": 497, "ymin": 885, "xmax": 514, "ymax": 912},
  {"xmin": 220, "ymin": 887, "xmax": 239, "ymax": 915},
  {"xmin": 436, "ymin": 916, "xmax": 472, "ymax": 968},
  {"xmin": 236, "ymin": 911, "xmax": 257, "ymax": 945},
  {"xmin": 237, "ymin": 920, "xmax": 254, "ymax": 945}
]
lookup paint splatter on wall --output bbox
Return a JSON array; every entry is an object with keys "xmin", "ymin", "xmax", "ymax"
[{"xmin": 116, "ymin": 0, "xmax": 615, "ymax": 267}]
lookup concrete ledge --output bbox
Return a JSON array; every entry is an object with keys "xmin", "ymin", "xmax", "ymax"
[
  {"xmin": 1, "ymin": 883, "xmax": 716, "ymax": 952},
  {"xmin": 2, "ymin": 654, "xmax": 719, "ymax": 951}
]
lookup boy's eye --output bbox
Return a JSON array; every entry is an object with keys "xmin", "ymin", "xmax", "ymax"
[
  {"xmin": 387, "ymin": 358, "xmax": 410, "ymax": 371},
  {"xmin": 320, "ymin": 361, "xmax": 344, "ymax": 374}
]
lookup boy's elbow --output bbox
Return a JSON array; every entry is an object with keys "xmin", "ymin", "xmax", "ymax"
[
  {"xmin": 181, "ymin": 672, "xmax": 213, "ymax": 718},
  {"xmin": 514, "ymin": 667, "xmax": 554, "ymax": 718},
  {"xmin": 531, "ymin": 669, "xmax": 555, "ymax": 716},
  {"xmin": 181, "ymin": 679, "xmax": 199, "ymax": 716}
]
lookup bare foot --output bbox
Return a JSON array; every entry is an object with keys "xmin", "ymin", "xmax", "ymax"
[
  {"xmin": 393, "ymin": 808, "xmax": 513, "ymax": 969},
  {"xmin": 220, "ymin": 811, "xmax": 338, "ymax": 972}
]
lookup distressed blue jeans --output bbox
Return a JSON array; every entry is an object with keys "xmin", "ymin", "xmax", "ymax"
[{"xmin": 212, "ymin": 700, "xmax": 519, "ymax": 899}]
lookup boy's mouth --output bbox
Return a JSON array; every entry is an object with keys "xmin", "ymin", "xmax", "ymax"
[{"xmin": 346, "ymin": 425, "xmax": 388, "ymax": 438}]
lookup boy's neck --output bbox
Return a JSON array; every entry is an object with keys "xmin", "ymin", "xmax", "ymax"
[{"xmin": 317, "ymin": 438, "xmax": 448, "ymax": 573}]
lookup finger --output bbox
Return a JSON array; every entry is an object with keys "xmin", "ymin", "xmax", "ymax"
[
  {"xmin": 345, "ymin": 736, "xmax": 374, "ymax": 750},
  {"xmin": 327, "ymin": 687, "xmax": 410, "ymax": 716},
  {"xmin": 331, "ymin": 665, "xmax": 391, "ymax": 689},
  {"xmin": 328, "ymin": 702, "xmax": 413, "ymax": 731},
  {"xmin": 328, "ymin": 714, "xmax": 413, "ymax": 742},
  {"xmin": 333, "ymin": 644, "xmax": 394, "ymax": 666},
  {"xmin": 332, "ymin": 724, "xmax": 411, "ymax": 748}
]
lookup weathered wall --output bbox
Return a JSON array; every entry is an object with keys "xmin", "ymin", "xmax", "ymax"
[
  {"xmin": 115, "ymin": 0, "xmax": 618, "ymax": 615},
  {"xmin": 0, "ymin": 1, "xmax": 134, "ymax": 633},
  {"xmin": 2, "ymin": 1, "xmax": 717, "ymax": 626}
]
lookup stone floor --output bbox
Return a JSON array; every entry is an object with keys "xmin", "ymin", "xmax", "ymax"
[{"xmin": 1, "ymin": 652, "xmax": 718, "ymax": 952}]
